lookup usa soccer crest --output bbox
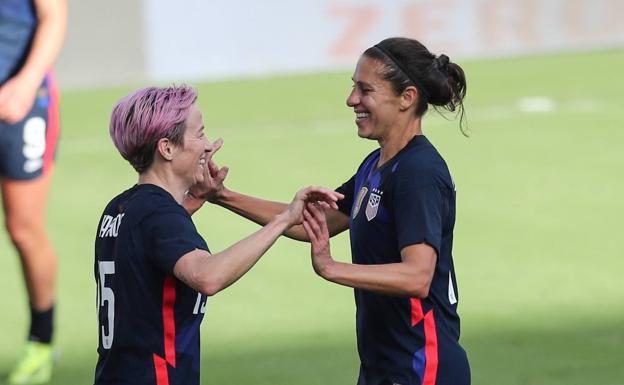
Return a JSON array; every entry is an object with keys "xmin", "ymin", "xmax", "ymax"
[
  {"xmin": 352, "ymin": 187, "xmax": 368, "ymax": 219},
  {"xmin": 365, "ymin": 191, "xmax": 382, "ymax": 221}
]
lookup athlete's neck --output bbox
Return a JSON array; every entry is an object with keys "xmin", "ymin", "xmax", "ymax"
[
  {"xmin": 377, "ymin": 118, "xmax": 422, "ymax": 167},
  {"xmin": 138, "ymin": 169, "xmax": 187, "ymax": 204}
]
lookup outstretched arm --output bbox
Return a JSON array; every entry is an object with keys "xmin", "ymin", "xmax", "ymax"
[
  {"xmin": 173, "ymin": 186, "xmax": 344, "ymax": 295},
  {"xmin": 212, "ymin": 187, "xmax": 350, "ymax": 241},
  {"xmin": 184, "ymin": 141, "xmax": 349, "ymax": 241},
  {"xmin": 173, "ymin": 211, "xmax": 292, "ymax": 296},
  {"xmin": 0, "ymin": 0, "xmax": 67, "ymax": 123},
  {"xmin": 303, "ymin": 203, "xmax": 436, "ymax": 298}
]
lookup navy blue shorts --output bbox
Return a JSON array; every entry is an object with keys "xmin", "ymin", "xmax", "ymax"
[{"xmin": 0, "ymin": 73, "xmax": 59, "ymax": 180}]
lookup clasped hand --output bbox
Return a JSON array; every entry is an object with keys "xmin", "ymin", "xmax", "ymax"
[
  {"xmin": 188, "ymin": 138, "xmax": 229, "ymax": 202},
  {"xmin": 282, "ymin": 186, "xmax": 343, "ymax": 227}
]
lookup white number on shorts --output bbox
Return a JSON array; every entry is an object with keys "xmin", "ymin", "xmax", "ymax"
[
  {"xmin": 22, "ymin": 117, "xmax": 46, "ymax": 173},
  {"xmin": 97, "ymin": 261, "xmax": 115, "ymax": 349}
]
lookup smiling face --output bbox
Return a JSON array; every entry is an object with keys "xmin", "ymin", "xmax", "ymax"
[
  {"xmin": 346, "ymin": 56, "xmax": 404, "ymax": 141},
  {"xmin": 173, "ymin": 105, "xmax": 211, "ymax": 187}
]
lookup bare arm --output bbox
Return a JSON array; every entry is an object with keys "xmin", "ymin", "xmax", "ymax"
[
  {"xmin": 182, "ymin": 139, "xmax": 349, "ymax": 240},
  {"xmin": 182, "ymin": 192, "xmax": 205, "ymax": 215},
  {"xmin": 0, "ymin": 0, "xmax": 67, "ymax": 123},
  {"xmin": 214, "ymin": 187, "xmax": 350, "ymax": 241},
  {"xmin": 173, "ymin": 212, "xmax": 291, "ymax": 296},
  {"xmin": 174, "ymin": 186, "xmax": 344, "ymax": 295},
  {"xmin": 303, "ymin": 203, "xmax": 436, "ymax": 297}
]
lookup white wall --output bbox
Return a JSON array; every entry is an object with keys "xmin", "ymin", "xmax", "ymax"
[
  {"xmin": 57, "ymin": 0, "xmax": 624, "ymax": 87},
  {"xmin": 56, "ymin": 0, "xmax": 144, "ymax": 88}
]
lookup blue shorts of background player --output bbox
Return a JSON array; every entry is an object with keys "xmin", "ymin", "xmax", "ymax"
[
  {"xmin": 0, "ymin": 73, "xmax": 60, "ymax": 180},
  {"xmin": 0, "ymin": 71, "xmax": 61, "ymax": 385}
]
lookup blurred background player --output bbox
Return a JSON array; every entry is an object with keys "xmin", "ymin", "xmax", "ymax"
[
  {"xmin": 193, "ymin": 37, "xmax": 471, "ymax": 385},
  {"xmin": 95, "ymin": 85, "xmax": 342, "ymax": 385},
  {"xmin": 0, "ymin": 0, "xmax": 67, "ymax": 383}
]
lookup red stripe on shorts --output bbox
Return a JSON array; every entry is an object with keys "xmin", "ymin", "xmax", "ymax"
[
  {"xmin": 43, "ymin": 71, "xmax": 60, "ymax": 174},
  {"xmin": 152, "ymin": 353, "xmax": 170, "ymax": 385}
]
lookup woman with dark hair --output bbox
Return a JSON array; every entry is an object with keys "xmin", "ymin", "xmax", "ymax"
[{"xmin": 195, "ymin": 37, "xmax": 470, "ymax": 385}]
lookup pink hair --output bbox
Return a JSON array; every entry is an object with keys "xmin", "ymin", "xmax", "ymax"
[{"xmin": 109, "ymin": 85, "xmax": 198, "ymax": 173}]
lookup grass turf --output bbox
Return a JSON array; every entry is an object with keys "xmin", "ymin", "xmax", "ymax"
[{"xmin": 0, "ymin": 49, "xmax": 622, "ymax": 384}]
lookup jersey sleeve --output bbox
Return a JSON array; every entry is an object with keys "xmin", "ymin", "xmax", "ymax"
[
  {"xmin": 335, "ymin": 175, "xmax": 355, "ymax": 216},
  {"xmin": 142, "ymin": 208, "xmax": 207, "ymax": 274},
  {"xmin": 393, "ymin": 166, "xmax": 445, "ymax": 256}
]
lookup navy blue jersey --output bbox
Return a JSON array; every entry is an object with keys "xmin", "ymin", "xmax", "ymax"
[
  {"xmin": 94, "ymin": 184, "xmax": 209, "ymax": 385},
  {"xmin": 336, "ymin": 136, "xmax": 470, "ymax": 385},
  {"xmin": 0, "ymin": 0, "xmax": 36, "ymax": 84}
]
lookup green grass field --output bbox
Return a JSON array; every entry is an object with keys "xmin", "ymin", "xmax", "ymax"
[{"xmin": 0, "ymin": 49, "xmax": 623, "ymax": 385}]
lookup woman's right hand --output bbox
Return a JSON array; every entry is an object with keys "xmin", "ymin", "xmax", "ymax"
[{"xmin": 281, "ymin": 186, "xmax": 343, "ymax": 227}]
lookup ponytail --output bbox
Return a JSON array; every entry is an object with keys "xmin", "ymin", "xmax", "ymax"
[{"xmin": 427, "ymin": 54, "xmax": 468, "ymax": 135}]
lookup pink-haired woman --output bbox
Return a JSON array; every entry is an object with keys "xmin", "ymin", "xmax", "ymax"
[{"xmin": 94, "ymin": 85, "xmax": 342, "ymax": 385}]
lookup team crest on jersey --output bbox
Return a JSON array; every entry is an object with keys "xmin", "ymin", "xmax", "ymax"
[
  {"xmin": 352, "ymin": 187, "xmax": 368, "ymax": 218},
  {"xmin": 365, "ymin": 189, "xmax": 383, "ymax": 221}
]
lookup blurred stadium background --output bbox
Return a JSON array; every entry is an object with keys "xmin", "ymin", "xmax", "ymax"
[{"xmin": 1, "ymin": 0, "xmax": 623, "ymax": 384}]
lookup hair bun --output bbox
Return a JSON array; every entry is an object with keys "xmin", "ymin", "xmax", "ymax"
[{"xmin": 436, "ymin": 54, "xmax": 450, "ymax": 71}]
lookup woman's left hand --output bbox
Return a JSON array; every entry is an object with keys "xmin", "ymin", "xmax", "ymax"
[
  {"xmin": 302, "ymin": 202, "xmax": 333, "ymax": 277},
  {"xmin": 188, "ymin": 138, "xmax": 229, "ymax": 202}
]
